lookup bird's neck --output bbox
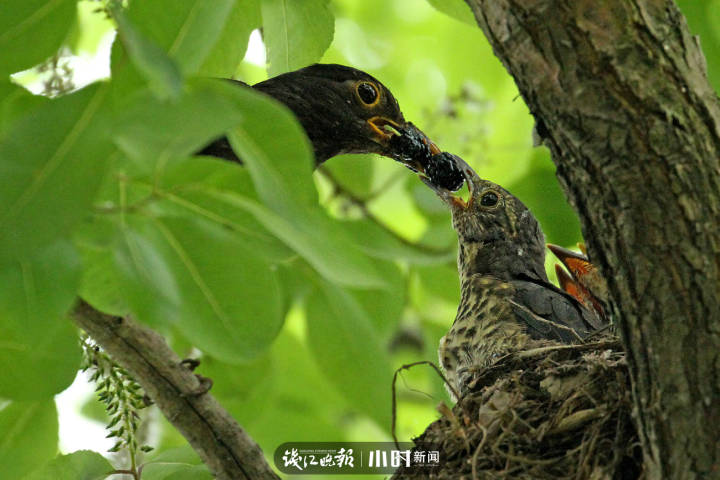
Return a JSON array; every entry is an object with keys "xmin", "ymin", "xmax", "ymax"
[{"xmin": 457, "ymin": 240, "xmax": 548, "ymax": 289}]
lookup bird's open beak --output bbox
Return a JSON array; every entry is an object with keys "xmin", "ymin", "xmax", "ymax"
[
  {"xmin": 367, "ymin": 117, "xmax": 440, "ymax": 174},
  {"xmin": 421, "ymin": 156, "xmax": 478, "ymax": 210},
  {"xmin": 547, "ymin": 244, "xmax": 592, "ymax": 278}
]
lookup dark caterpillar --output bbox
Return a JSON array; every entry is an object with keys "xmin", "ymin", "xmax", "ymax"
[
  {"xmin": 389, "ymin": 122, "xmax": 465, "ymax": 191},
  {"xmin": 426, "ymin": 152, "xmax": 465, "ymax": 192}
]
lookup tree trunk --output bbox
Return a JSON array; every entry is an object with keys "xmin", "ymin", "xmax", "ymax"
[{"xmin": 463, "ymin": 0, "xmax": 720, "ymax": 477}]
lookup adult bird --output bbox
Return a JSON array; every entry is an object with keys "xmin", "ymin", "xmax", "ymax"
[
  {"xmin": 420, "ymin": 153, "xmax": 606, "ymax": 398},
  {"xmin": 199, "ymin": 63, "xmax": 437, "ymax": 172}
]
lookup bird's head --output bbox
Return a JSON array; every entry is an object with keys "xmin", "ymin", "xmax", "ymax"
[
  {"xmin": 253, "ymin": 64, "xmax": 437, "ymax": 169},
  {"xmin": 422, "ymin": 154, "xmax": 547, "ymax": 283}
]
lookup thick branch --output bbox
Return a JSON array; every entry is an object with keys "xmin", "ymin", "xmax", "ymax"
[
  {"xmin": 71, "ymin": 300, "xmax": 279, "ymax": 480},
  {"xmin": 464, "ymin": 0, "xmax": 720, "ymax": 477}
]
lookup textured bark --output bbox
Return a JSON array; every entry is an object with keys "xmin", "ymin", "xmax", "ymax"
[
  {"xmin": 71, "ymin": 300, "xmax": 279, "ymax": 480},
  {"xmin": 463, "ymin": 0, "xmax": 720, "ymax": 478}
]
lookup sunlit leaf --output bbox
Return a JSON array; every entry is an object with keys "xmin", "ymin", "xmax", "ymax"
[
  {"xmin": 113, "ymin": 8, "xmax": 182, "ymax": 99},
  {"xmin": 113, "ymin": 79, "xmax": 248, "ymax": 168},
  {"xmin": 209, "ymin": 190, "xmax": 386, "ymax": 289},
  {"xmin": 0, "ymin": 83, "xmax": 113, "ymax": 263},
  {"xmin": 204, "ymin": 328, "xmax": 347, "ymax": 449},
  {"xmin": 0, "ymin": 401, "xmax": 57, "ymax": 479},
  {"xmin": 23, "ymin": 450, "xmax": 113, "ymax": 480},
  {"xmin": 350, "ymin": 258, "xmax": 405, "ymax": 337},
  {"xmin": 306, "ymin": 280, "xmax": 393, "ymax": 430},
  {"xmin": 124, "ymin": 0, "xmax": 235, "ymax": 76},
  {"xmin": 106, "ymin": 214, "xmax": 284, "ymax": 363},
  {"xmin": 0, "ymin": 0, "xmax": 76, "ymax": 75},
  {"xmin": 425, "ymin": 0, "xmax": 476, "ymax": 26},
  {"xmin": 261, "ymin": 0, "xmax": 334, "ymax": 76},
  {"xmin": 0, "ymin": 240, "xmax": 81, "ymax": 400},
  {"xmin": 200, "ymin": 0, "xmax": 261, "ymax": 77}
]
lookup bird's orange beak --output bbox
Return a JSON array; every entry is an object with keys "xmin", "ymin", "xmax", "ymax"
[
  {"xmin": 547, "ymin": 244, "xmax": 593, "ymax": 278},
  {"xmin": 367, "ymin": 117, "xmax": 440, "ymax": 174}
]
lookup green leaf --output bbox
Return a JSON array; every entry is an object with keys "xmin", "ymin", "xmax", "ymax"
[
  {"xmin": 209, "ymin": 190, "xmax": 386, "ymax": 289},
  {"xmin": 123, "ymin": 0, "xmax": 235, "ymax": 76},
  {"xmin": 0, "ymin": 0, "xmax": 76, "ymax": 75},
  {"xmin": 0, "ymin": 401, "xmax": 58, "ymax": 479},
  {"xmin": 0, "ymin": 81, "xmax": 48, "ymax": 135},
  {"xmin": 350, "ymin": 259, "xmax": 405, "ymax": 337},
  {"xmin": 425, "ymin": 0, "xmax": 477, "ymax": 26},
  {"xmin": 226, "ymin": 93, "xmax": 316, "ymax": 210},
  {"xmin": 199, "ymin": 0, "xmax": 261, "ymax": 77},
  {"xmin": 203, "ymin": 330, "xmax": 346, "ymax": 449},
  {"xmin": 23, "ymin": 450, "xmax": 113, "ymax": 480},
  {"xmin": 0, "ymin": 240, "xmax": 81, "ymax": 400},
  {"xmin": 0, "ymin": 83, "xmax": 113, "ymax": 263},
  {"xmin": 261, "ymin": 0, "xmax": 335, "ymax": 76},
  {"xmin": 219, "ymin": 89, "xmax": 387, "ymax": 288},
  {"xmin": 113, "ymin": 79, "xmax": 249, "ymax": 168},
  {"xmin": 108, "ymin": 215, "xmax": 284, "ymax": 363},
  {"xmin": 306, "ymin": 281, "xmax": 393, "ymax": 430},
  {"xmin": 113, "ymin": 8, "xmax": 183, "ymax": 99},
  {"xmin": 343, "ymin": 218, "xmax": 455, "ymax": 265}
]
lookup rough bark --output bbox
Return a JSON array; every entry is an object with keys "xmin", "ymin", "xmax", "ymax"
[
  {"xmin": 71, "ymin": 300, "xmax": 280, "ymax": 480},
  {"xmin": 462, "ymin": 0, "xmax": 720, "ymax": 477}
]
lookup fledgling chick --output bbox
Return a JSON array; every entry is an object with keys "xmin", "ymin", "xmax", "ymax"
[{"xmin": 421, "ymin": 153, "xmax": 606, "ymax": 398}]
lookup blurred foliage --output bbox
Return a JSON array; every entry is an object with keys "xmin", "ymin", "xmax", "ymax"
[{"xmin": 0, "ymin": 0, "xmax": 718, "ymax": 478}]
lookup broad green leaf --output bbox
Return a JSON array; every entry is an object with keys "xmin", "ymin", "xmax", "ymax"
[
  {"xmin": 425, "ymin": 0, "xmax": 477, "ymax": 26},
  {"xmin": 23, "ymin": 450, "xmax": 113, "ymax": 480},
  {"xmin": 261, "ymin": 0, "xmax": 335, "ymax": 76},
  {"xmin": 343, "ymin": 218, "xmax": 455, "ymax": 265},
  {"xmin": 208, "ymin": 190, "xmax": 386, "ymax": 288},
  {"xmin": 226, "ymin": 91, "xmax": 316, "ymax": 209},
  {"xmin": 123, "ymin": 0, "xmax": 235, "ymax": 76},
  {"xmin": 0, "ymin": 401, "xmax": 58, "ymax": 479},
  {"xmin": 0, "ymin": 240, "xmax": 81, "ymax": 399},
  {"xmin": 142, "ymin": 463, "xmax": 212, "ymax": 480},
  {"xmin": 109, "ymin": 215, "xmax": 284, "ymax": 363},
  {"xmin": 306, "ymin": 281, "xmax": 393, "ymax": 430},
  {"xmin": 319, "ymin": 154, "xmax": 375, "ymax": 198},
  {"xmin": 113, "ymin": 8, "xmax": 183, "ymax": 99},
  {"xmin": 203, "ymin": 329, "xmax": 347, "ymax": 449},
  {"xmin": 199, "ymin": 0, "xmax": 261, "ymax": 77},
  {"xmin": 0, "ymin": 81, "xmax": 48, "ymax": 135},
  {"xmin": 0, "ymin": 83, "xmax": 113, "ymax": 262},
  {"xmin": 350, "ymin": 259, "xmax": 405, "ymax": 337},
  {"xmin": 0, "ymin": 0, "xmax": 76, "ymax": 75},
  {"xmin": 142, "ymin": 448, "xmax": 212, "ymax": 480},
  {"xmin": 113, "ymin": 80, "xmax": 249, "ymax": 168}
]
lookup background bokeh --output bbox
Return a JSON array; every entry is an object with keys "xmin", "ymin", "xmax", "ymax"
[{"xmin": 3, "ymin": 0, "xmax": 720, "ymax": 478}]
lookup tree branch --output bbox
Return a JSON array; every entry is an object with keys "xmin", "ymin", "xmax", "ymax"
[
  {"xmin": 463, "ymin": 0, "xmax": 720, "ymax": 477},
  {"xmin": 71, "ymin": 300, "xmax": 279, "ymax": 480}
]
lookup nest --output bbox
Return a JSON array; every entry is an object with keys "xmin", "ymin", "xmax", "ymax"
[{"xmin": 393, "ymin": 338, "xmax": 643, "ymax": 479}]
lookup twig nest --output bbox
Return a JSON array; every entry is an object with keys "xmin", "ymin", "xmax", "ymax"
[{"xmin": 393, "ymin": 338, "xmax": 643, "ymax": 479}]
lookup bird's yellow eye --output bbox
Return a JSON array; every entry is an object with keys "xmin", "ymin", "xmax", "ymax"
[{"xmin": 355, "ymin": 81, "xmax": 379, "ymax": 106}]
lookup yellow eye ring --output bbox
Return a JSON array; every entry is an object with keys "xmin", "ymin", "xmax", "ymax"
[{"xmin": 354, "ymin": 81, "xmax": 380, "ymax": 107}]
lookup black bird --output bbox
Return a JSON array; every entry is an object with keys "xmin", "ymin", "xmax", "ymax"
[
  {"xmin": 421, "ymin": 153, "xmax": 606, "ymax": 397},
  {"xmin": 200, "ymin": 64, "xmax": 438, "ymax": 172}
]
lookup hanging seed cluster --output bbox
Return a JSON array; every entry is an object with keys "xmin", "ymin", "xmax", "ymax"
[{"xmin": 81, "ymin": 338, "xmax": 153, "ymax": 458}]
